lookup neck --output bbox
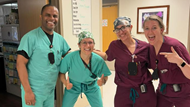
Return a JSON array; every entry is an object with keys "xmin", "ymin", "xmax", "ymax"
[
  {"xmin": 122, "ymin": 37, "xmax": 135, "ymax": 47},
  {"xmin": 41, "ymin": 27, "xmax": 53, "ymax": 35},
  {"xmin": 154, "ymin": 36, "xmax": 164, "ymax": 55},
  {"xmin": 80, "ymin": 52, "xmax": 91, "ymax": 64}
]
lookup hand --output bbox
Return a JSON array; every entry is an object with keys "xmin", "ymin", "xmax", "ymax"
[
  {"xmin": 160, "ymin": 46, "xmax": 183, "ymax": 65},
  {"xmin": 93, "ymin": 48, "xmax": 101, "ymax": 52},
  {"xmin": 66, "ymin": 76, "xmax": 73, "ymax": 90},
  {"xmin": 97, "ymin": 74, "xmax": 105, "ymax": 86},
  {"xmin": 25, "ymin": 91, "xmax": 36, "ymax": 106}
]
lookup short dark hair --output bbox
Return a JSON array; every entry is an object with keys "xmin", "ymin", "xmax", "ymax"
[{"xmin": 41, "ymin": 4, "xmax": 57, "ymax": 15}]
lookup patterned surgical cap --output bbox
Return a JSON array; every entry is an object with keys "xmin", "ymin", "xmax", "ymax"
[
  {"xmin": 78, "ymin": 31, "xmax": 94, "ymax": 43},
  {"xmin": 113, "ymin": 16, "xmax": 131, "ymax": 29}
]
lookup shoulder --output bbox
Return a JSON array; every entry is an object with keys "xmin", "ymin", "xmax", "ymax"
[
  {"xmin": 20, "ymin": 28, "xmax": 39, "ymax": 42},
  {"xmin": 54, "ymin": 31, "xmax": 64, "ymax": 39},
  {"xmin": 164, "ymin": 36, "xmax": 185, "ymax": 47},
  {"xmin": 135, "ymin": 38, "xmax": 149, "ymax": 46},
  {"xmin": 23, "ymin": 28, "xmax": 39, "ymax": 37},
  {"xmin": 134, "ymin": 39, "xmax": 150, "ymax": 51},
  {"xmin": 110, "ymin": 39, "xmax": 120, "ymax": 44},
  {"xmin": 92, "ymin": 52, "xmax": 104, "ymax": 61},
  {"xmin": 54, "ymin": 31, "xmax": 62, "ymax": 37},
  {"xmin": 109, "ymin": 40, "xmax": 122, "ymax": 47},
  {"xmin": 66, "ymin": 50, "xmax": 79, "ymax": 57},
  {"xmin": 53, "ymin": 31, "xmax": 67, "ymax": 42}
]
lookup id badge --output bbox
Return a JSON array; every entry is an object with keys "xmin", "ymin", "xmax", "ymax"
[
  {"xmin": 128, "ymin": 62, "xmax": 137, "ymax": 75},
  {"xmin": 140, "ymin": 84, "xmax": 147, "ymax": 93},
  {"xmin": 48, "ymin": 52, "xmax": 55, "ymax": 64},
  {"xmin": 173, "ymin": 84, "xmax": 180, "ymax": 92},
  {"xmin": 152, "ymin": 68, "xmax": 159, "ymax": 80}
]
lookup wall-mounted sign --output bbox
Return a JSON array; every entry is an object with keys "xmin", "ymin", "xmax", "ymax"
[{"xmin": 72, "ymin": 0, "xmax": 91, "ymax": 35}]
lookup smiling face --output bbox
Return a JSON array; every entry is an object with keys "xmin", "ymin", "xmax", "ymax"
[
  {"xmin": 78, "ymin": 38, "xmax": 95, "ymax": 56},
  {"xmin": 143, "ymin": 20, "xmax": 164, "ymax": 46},
  {"xmin": 40, "ymin": 6, "xmax": 59, "ymax": 34},
  {"xmin": 115, "ymin": 24, "xmax": 132, "ymax": 41}
]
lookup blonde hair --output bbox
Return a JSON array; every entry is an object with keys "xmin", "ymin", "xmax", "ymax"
[{"xmin": 143, "ymin": 15, "xmax": 165, "ymax": 35}]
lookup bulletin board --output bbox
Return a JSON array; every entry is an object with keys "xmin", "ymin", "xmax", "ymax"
[{"xmin": 72, "ymin": 0, "xmax": 91, "ymax": 35}]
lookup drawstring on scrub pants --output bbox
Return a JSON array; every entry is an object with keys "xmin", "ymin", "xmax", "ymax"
[
  {"xmin": 80, "ymin": 81, "xmax": 94, "ymax": 98},
  {"xmin": 80, "ymin": 83, "xmax": 88, "ymax": 98},
  {"xmin": 130, "ymin": 88, "xmax": 139, "ymax": 107}
]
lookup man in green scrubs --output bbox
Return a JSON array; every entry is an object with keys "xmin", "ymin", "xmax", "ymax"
[{"xmin": 16, "ymin": 4, "xmax": 70, "ymax": 107}]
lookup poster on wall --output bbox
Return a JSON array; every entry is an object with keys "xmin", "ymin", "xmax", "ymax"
[
  {"xmin": 72, "ymin": 0, "xmax": 91, "ymax": 35},
  {"xmin": 137, "ymin": 5, "xmax": 170, "ymax": 34},
  {"xmin": 102, "ymin": 19, "xmax": 108, "ymax": 27}
]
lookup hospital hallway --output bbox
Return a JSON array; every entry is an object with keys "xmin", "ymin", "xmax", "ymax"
[{"xmin": 0, "ymin": 91, "xmax": 22, "ymax": 107}]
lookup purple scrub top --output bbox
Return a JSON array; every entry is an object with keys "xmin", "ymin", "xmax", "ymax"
[
  {"xmin": 106, "ymin": 39, "xmax": 152, "ymax": 88},
  {"xmin": 149, "ymin": 36, "xmax": 190, "ymax": 84}
]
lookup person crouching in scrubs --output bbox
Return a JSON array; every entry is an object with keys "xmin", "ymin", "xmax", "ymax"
[
  {"xmin": 143, "ymin": 15, "xmax": 190, "ymax": 107},
  {"xmin": 59, "ymin": 31, "xmax": 111, "ymax": 107},
  {"xmin": 93, "ymin": 16, "xmax": 157, "ymax": 107}
]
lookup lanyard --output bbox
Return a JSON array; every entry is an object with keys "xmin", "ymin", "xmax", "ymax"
[
  {"xmin": 81, "ymin": 56, "xmax": 91, "ymax": 72},
  {"xmin": 80, "ymin": 55, "xmax": 97, "ymax": 79}
]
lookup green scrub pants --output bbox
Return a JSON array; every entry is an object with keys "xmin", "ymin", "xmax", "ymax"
[
  {"xmin": 21, "ymin": 89, "xmax": 54, "ymax": 107},
  {"xmin": 62, "ymin": 80, "xmax": 103, "ymax": 107}
]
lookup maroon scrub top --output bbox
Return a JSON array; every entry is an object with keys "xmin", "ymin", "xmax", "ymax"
[
  {"xmin": 149, "ymin": 36, "xmax": 190, "ymax": 97},
  {"xmin": 106, "ymin": 39, "xmax": 152, "ymax": 88},
  {"xmin": 149, "ymin": 36, "xmax": 190, "ymax": 84}
]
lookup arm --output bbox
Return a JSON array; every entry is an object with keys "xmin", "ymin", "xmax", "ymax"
[
  {"xmin": 59, "ymin": 73, "xmax": 73, "ymax": 90},
  {"xmin": 93, "ymin": 50, "xmax": 107, "ymax": 60},
  {"xmin": 160, "ymin": 47, "xmax": 190, "ymax": 79},
  {"xmin": 176, "ymin": 57, "xmax": 190, "ymax": 79},
  {"xmin": 16, "ymin": 54, "xmax": 35, "ymax": 105}
]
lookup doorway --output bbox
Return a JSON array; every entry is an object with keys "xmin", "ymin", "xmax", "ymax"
[{"xmin": 102, "ymin": 5, "xmax": 118, "ymax": 52}]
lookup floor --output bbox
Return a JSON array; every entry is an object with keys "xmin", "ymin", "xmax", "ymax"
[{"xmin": 0, "ymin": 91, "xmax": 22, "ymax": 107}]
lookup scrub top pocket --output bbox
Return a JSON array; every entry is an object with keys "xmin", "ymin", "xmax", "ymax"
[{"xmin": 55, "ymin": 51, "xmax": 62, "ymax": 66}]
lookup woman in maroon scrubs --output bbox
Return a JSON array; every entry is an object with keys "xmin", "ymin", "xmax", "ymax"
[
  {"xmin": 94, "ymin": 16, "xmax": 156, "ymax": 107},
  {"xmin": 143, "ymin": 15, "xmax": 190, "ymax": 107}
]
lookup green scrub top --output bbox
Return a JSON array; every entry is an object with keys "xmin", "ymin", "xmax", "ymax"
[
  {"xmin": 60, "ymin": 50, "xmax": 111, "ymax": 84},
  {"xmin": 18, "ymin": 27, "xmax": 70, "ymax": 95}
]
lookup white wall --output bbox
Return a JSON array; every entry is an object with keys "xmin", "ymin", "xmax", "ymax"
[
  {"xmin": 119, "ymin": 0, "xmax": 190, "ymax": 47},
  {"xmin": 61, "ymin": 0, "xmax": 102, "ymax": 51}
]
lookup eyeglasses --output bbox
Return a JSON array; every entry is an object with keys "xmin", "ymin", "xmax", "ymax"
[
  {"xmin": 48, "ymin": 52, "xmax": 55, "ymax": 64},
  {"xmin": 113, "ymin": 25, "xmax": 130, "ymax": 34},
  {"xmin": 81, "ymin": 41, "xmax": 94, "ymax": 45}
]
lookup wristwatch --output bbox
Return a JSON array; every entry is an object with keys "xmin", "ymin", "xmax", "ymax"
[{"xmin": 181, "ymin": 62, "xmax": 186, "ymax": 67}]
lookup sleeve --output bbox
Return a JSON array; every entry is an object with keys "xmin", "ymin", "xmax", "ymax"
[
  {"xmin": 106, "ymin": 41, "xmax": 116, "ymax": 61},
  {"xmin": 17, "ymin": 50, "xmax": 29, "ymax": 59},
  {"xmin": 61, "ymin": 37, "xmax": 71, "ymax": 56},
  {"xmin": 60, "ymin": 54, "xmax": 70, "ymax": 74},
  {"xmin": 17, "ymin": 33, "xmax": 35, "ymax": 58},
  {"xmin": 174, "ymin": 42, "xmax": 190, "ymax": 64},
  {"xmin": 97, "ymin": 59, "xmax": 112, "ymax": 77}
]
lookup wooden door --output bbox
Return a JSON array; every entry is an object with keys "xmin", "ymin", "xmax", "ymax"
[
  {"xmin": 17, "ymin": 0, "xmax": 48, "ymax": 39},
  {"xmin": 102, "ymin": 5, "xmax": 118, "ymax": 52}
]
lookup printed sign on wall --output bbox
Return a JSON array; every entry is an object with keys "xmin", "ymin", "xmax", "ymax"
[{"xmin": 72, "ymin": 0, "xmax": 91, "ymax": 35}]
